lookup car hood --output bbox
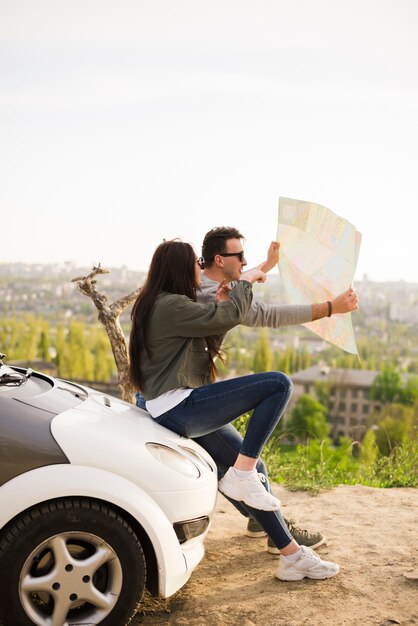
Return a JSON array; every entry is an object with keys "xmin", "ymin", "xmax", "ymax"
[{"xmin": 51, "ymin": 382, "xmax": 217, "ymax": 496}]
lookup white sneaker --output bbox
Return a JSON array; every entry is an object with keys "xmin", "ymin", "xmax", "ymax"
[
  {"xmin": 218, "ymin": 468, "xmax": 281, "ymax": 511},
  {"xmin": 275, "ymin": 546, "xmax": 340, "ymax": 581}
]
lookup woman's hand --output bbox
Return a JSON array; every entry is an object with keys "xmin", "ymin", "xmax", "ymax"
[
  {"xmin": 215, "ymin": 279, "xmax": 232, "ymax": 303},
  {"xmin": 331, "ymin": 287, "xmax": 359, "ymax": 314}
]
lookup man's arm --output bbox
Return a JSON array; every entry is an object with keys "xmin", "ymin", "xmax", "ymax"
[
  {"xmin": 259, "ymin": 241, "xmax": 280, "ymax": 273},
  {"xmin": 239, "ymin": 241, "xmax": 312, "ymax": 326},
  {"xmin": 241, "ymin": 241, "xmax": 359, "ymax": 324},
  {"xmin": 242, "ymin": 241, "xmax": 280, "ymax": 275},
  {"xmin": 199, "ymin": 273, "xmax": 359, "ymax": 328},
  {"xmin": 312, "ymin": 287, "xmax": 359, "ymax": 320},
  {"xmin": 199, "ymin": 273, "xmax": 313, "ymax": 327}
]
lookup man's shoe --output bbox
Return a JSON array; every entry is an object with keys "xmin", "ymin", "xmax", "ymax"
[
  {"xmin": 218, "ymin": 468, "xmax": 281, "ymax": 511},
  {"xmin": 267, "ymin": 518, "xmax": 326, "ymax": 554},
  {"xmin": 275, "ymin": 546, "xmax": 339, "ymax": 581},
  {"xmin": 245, "ymin": 517, "xmax": 326, "ymax": 551},
  {"xmin": 246, "ymin": 517, "xmax": 268, "ymax": 538}
]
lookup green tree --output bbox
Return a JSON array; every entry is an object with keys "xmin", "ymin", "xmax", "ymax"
[
  {"xmin": 369, "ymin": 364, "xmax": 402, "ymax": 404},
  {"xmin": 299, "ymin": 344, "xmax": 311, "ymax": 371},
  {"xmin": 65, "ymin": 321, "xmax": 94, "ymax": 380},
  {"xmin": 282, "ymin": 347, "xmax": 293, "ymax": 373},
  {"xmin": 287, "ymin": 395, "xmax": 331, "ymax": 441},
  {"xmin": 228, "ymin": 328, "xmax": 252, "ymax": 374},
  {"xmin": 314, "ymin": 380, "xmax": 331, "ymax": 408},
  {"xmin": 253, "ymin": 328, "xmax": 272, "ymax": 373},
  {"xmin": 55, "ymin": 324, "xmax": 66, "ymax": 377},
  {"xmin": 368, "ymin": 403, "xmax": 416, "ymax": 455},
  {"xmin": 399, "ymin": 376, "xmax": 418, "ymax": 406},
  {"xmin": 92, "ymin": 328, "xmax": 116, "ymax": 381},
  {"xmin": 38, "ymin": 321, "xmax": 51, "ymax": 361},
  {"xmin": 19, "ymin": 315, "xmax": 40, "ymax": 360}
]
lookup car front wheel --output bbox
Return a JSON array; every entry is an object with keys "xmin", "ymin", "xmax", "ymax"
[{"xmin": 0, "ymin": 498, "xmax": 146, "ymax": 626}]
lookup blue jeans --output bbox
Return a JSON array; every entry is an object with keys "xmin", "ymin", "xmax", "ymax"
[
  {"xmin": 136, "ymin": 372, "xmax": 294, "ymax": 549},
  {"xmin": 151, "ymin": 373, "xmax": 292, "ymax": 458},
  {"xmin": 194, "ymin": 422, "xmax": 293, "ymax": 549}
]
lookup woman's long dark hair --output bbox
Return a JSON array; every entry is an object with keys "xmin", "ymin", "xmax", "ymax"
[{"xmin": 129, "ymin": 239, "xmax": 223, "ymax": 391}]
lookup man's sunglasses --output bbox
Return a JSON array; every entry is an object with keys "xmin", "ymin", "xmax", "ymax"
[{"xmin": 218, "ymin": 251, "xmax": 245, "ymax": 262}]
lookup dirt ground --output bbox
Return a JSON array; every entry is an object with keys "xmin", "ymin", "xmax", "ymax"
[{"xmin": 133, "ymin": 484, "xmax": 418, "ymax": 626}]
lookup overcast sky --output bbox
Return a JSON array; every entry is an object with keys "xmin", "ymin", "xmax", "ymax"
[{"xmin": 1, "ymin": 0, "xmax": 417, "ymax": 282}]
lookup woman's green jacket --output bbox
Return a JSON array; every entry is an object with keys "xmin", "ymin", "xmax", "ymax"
[{"xmin": 139, "ymin": 280, "xmax": 253, "ymax": 400}]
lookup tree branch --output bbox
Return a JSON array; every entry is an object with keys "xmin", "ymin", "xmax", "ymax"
[{"xmin": 72, "ymin": 265, "xmax": 140, "ymax": 403}]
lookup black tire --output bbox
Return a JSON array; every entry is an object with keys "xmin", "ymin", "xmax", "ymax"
[{"xmin": 0, "ymin": 498, "xmax": 146, "ymax": 626}]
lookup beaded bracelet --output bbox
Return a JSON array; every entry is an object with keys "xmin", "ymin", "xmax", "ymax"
[{"xmin": 327, "ymin": 301, "xmax": 332, "ymax": 317}]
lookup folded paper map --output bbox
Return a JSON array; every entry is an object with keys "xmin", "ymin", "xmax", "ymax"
[{"xmin": 277, "ymin": 197, "xmax": 362, "ymax": 355}]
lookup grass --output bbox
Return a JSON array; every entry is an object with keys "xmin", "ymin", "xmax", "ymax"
[{"xmin": 233, "ymin": 416, "xmax": 418, "ymax": 491}]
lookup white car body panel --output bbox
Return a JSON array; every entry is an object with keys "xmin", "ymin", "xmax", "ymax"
[
  {"xmin": 50, "ymin": 394, "xmax": 218, "ymax": 521},
  {"xmin": 0, "ymin": 372, "xmax": 219, "ymax": 607},
  {"xmin": 0, "ymin": 464, "xmax": 208, "ymax": 597}
]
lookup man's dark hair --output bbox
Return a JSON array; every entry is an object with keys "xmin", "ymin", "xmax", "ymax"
[{"xmin": 201, "ymin": 226, "xmax": 245, "ymax": 267}]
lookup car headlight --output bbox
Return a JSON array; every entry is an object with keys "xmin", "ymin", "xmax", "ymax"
[
  {"xmin": 146, "ymin": 443, "xmax": 200, "ymax": 478},
  {"xmin": 179, "ymin": 446, "xmax": 215, "ymax": 472}
]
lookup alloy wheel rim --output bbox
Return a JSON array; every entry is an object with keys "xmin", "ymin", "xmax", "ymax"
[{"xmin": 19, "ymin": 530, "xmax": 123, "ymax": 626}]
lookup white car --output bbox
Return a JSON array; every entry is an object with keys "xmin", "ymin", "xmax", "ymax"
[{"xmin": 0, "ymin": 355, "xmax": 218, "ymax": 626}]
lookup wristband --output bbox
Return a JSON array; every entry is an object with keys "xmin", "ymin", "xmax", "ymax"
[{"xmin": 327, "ymin": 301, "xmax": 332, "ymax": 317}]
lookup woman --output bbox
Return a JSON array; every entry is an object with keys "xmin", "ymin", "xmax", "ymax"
[{"xmin": 129, "ymin": 240, "xmax": 339, "ymax": 580}]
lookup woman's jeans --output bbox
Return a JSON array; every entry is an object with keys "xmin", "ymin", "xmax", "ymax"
[
  {"xmin": 152, "ymin": 372, "xmax": 292, "ymax": 458},
  {"xmin": 136, "ymin": 372, "xmax": 294, "ymax": 549}
]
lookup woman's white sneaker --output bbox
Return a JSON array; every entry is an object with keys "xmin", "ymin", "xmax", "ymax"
[
  {"xmin": 218, "ymin": 467, "xmax": 281, "ymax": 511},
  {"xmin": 275, "ymin": 546, "xmax": 340, "ymax": 581}
]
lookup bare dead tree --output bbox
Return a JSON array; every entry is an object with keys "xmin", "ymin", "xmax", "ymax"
[{"xmin": 72, "ymin": 265, "xmax": 141, "ymax": 403}]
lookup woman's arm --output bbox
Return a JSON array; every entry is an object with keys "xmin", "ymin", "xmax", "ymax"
[{"xmin": 155, "ymin": 281, "xmax": 255, "ymax": 338}]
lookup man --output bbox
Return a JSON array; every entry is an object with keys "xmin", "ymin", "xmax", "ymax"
[{"xmin": 195, "ymin": 226, "xmax": 359, "ymax": 553}]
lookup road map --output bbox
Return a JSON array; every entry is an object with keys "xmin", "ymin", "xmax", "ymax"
[{"xmin": 277, "ymin": 197, "xmax": 362, "ymax": 355}]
